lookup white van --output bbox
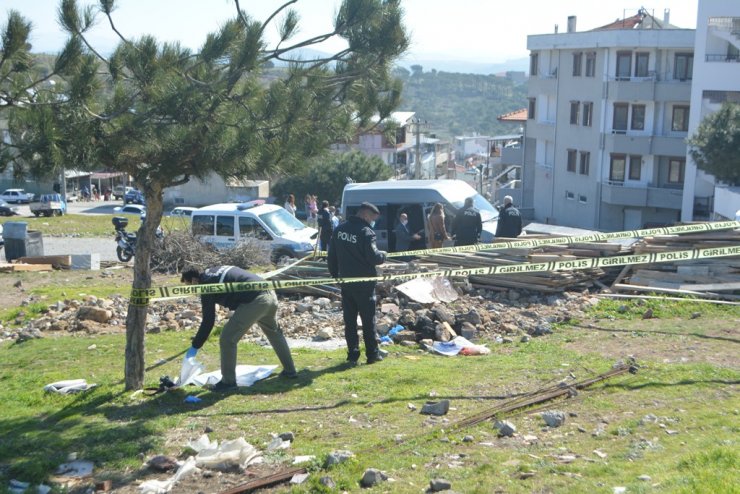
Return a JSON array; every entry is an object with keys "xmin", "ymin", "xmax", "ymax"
[
  {"xmin": 340, "ymin": 179, "xmax": 499, "ymax": 251},
  {"xmin": 191, "ymin": 201, "xmax": 317, "ymax": 262}
]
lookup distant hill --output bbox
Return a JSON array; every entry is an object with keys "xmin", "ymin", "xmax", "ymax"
[
  {"xmin": 397, "ymin": 57, "xmax": 529, "ymax": 75},
  {"xmin": 393, "ymin": 67, "xmax": 528, "ymax": 141}
]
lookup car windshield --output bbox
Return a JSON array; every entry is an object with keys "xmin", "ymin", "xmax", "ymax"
[
  {"xmin": 259, "ymin": 208, "xmax": 306, "ymax": 236},
  {"xmin": 450, "ymin": 193, "xmax": 499, "ymax": 222}
]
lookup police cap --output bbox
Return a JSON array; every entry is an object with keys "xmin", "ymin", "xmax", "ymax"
[{"xmin": 359, "ymin": 202, "xmax": 380, "ymax": 215}]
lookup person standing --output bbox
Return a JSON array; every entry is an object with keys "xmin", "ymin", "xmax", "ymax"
[
  {"xmin": 495, "ymin": 195, "xmax": 523, "ymax": 238},
  {"xmin": 317, "ymin": 200, "xmax": 334, "ymax": 251},
  {"xmin": 394, "ymin": 212, "xmax": 421, "ymax": 251},
  {"xmin": 328, "ymin": 202, "xmax": 387, "ymax": 365},
  {"xmin": 427, "ymin": 203, "xmax": 449, "ymax": 249},
  {"xmin": 451, "ymin": 197, "xmax": 482, "ymax": 246},
  {"xmin": 181, "ymin": 266, "xmax": 297, "ymax": 391},
  {"xmin": 329, "ymin": 206, "xmax": 340, "ymax": 229},
  {"xmin": 284, "ymin": 194, "xmax": 296, "ymax": 216}
]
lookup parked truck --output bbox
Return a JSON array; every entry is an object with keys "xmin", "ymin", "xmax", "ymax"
[{"xmin": 30, "ymin": 193, "xmax": 67, "ymax": 217}]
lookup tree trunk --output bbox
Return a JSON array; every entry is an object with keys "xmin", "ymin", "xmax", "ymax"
[{"xmin": 124, "ymin": 185, "xmax": 164, "ymax": 390}]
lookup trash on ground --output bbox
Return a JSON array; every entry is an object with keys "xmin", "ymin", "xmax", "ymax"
[
  {"xmin": 43, "ymin": 379, "xmax": 97, "ymax": 394},
  {"xmin": 431, "ymin": 336, "xmax": 489, "ymax": 356}
]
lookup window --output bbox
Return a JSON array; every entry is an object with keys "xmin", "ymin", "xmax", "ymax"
[
  {"xmin": 672, "ymin": 105, "xmax": 689, "ymax": 131},
  {"xmin": 570, "ymin": 101, "xmax": 580, "ymax": 125},
  {"xmin": 628, "ymin": 155, "xmax": 642, "ymax": 180},
  {"xmin": 192, "ymin": 215, "xmax": 215, "ymax": 235},
  {"xmin": 610, "ymin": 154, "xmax": 627, "ymax": 181},
  {"xmin": 668, "ymin": 158, "xmax": 685, "ymax": 184},
  {"xmin": 616, "ymin": 51, "xmax": 632, "ymax": 80},
  {"xmin": 579, "ymin": 151, "xmax": 590, "ymax": 175},
  {"xmin": 565, "ymin": 191, "xmax": 575, "ymax": 200},
  {"xmin": 635, "ymin": 52, "xmax": 650, "ymax": 77},
  {"xmin": 631, "ymin": 104, "xmax": 646, "ymax": 130},
  {"xmin": 582, "ymin": 102, "xmax": 593, "ymax": 126},
  {"xmin": 567, "ymin": 149, "xmax": 577, "ymax": 172},
  {"xmin": 613, "ymin": 103, "xmax": 628, "ymax": 132},
  {"xmin": 528, "ymin": 98, "xmax": 536, "ymax": 120},
  {"xmin": 572, "ymin": 52, "xmax": 582, "ymax": 76},
  {"xmin": 585, "ymin": 52, "xmax": 596, "ymax": 77},
  {"xmin": 578, "ymin": 195, "xmax": 588, "ymax": 204},
  {"xmin": 530, "ymin": 53, "xmax": 539, "ymax": 77},
  {"xmin": 238, "ymin": 216, "xmax": 270, "ymax": 240},
  {"xmin": 216, "ymin": 216, "xmax": 235, "ymax": 236},
  {"xmin": 674, "ymin": 53, "xmax": 693, "ymax": 80}
]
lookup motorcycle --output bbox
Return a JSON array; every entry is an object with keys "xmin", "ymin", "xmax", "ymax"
[
  {"xmin": 112, "ymin": 216, "xmax": 163, "ymax": 262},
  {"xmin": 113, "ymin": 216, "xmax": 137, "ymax": 262}
]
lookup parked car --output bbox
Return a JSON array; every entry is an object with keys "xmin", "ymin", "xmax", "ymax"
[
  {"xmin": 190, "ymin": 201, "xmax": 317, "ymax": 263},
  {"xmin": 169, "ymin": 206, "xmax": 196, "ymax": 217},
  {"xmin": 113, "ymin": 185, "xmax": 134, "ymax": 200},
  {"xmin": 0, "ymin": 188, "xmax": 34, "ymax": 204},
  {"xmin": 0, "ymin": 199, "xmax": 20, "ymax": 216},
  {"xmin": 114, "ymin": 204, "xmax": 147, "ymax": 216},
  {"xmin": 124, "ymin": 189, "xmax": 145, "ymax": 205},
  {"xmin": 30, "ymin": 193, "xmax": 67, "ymax": 217}
]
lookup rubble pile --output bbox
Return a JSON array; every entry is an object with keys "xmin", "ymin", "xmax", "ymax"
[{"xmin": 0, "ymin": 278, "xmax": 602, "ymax": 345}]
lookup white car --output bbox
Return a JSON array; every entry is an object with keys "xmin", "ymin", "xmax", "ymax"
[
  {"xmin": 169, "ymin": 206, "xmax": 196, "ymax": 217},
  {"xmin": 114, "ymin": 204, "xmax": 147, "ymax": 216},
  {"xmin": 0, "ymin": 188, "xmax": 34, "ymax": 204}
]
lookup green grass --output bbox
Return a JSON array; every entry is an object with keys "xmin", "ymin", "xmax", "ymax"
[
  {"xmin": 0, "ymin": 213, "xmax": 189, "ymax": 237},
  {"xmin": 0, "ymin": 304, "xmax": 738, "ymax": 492}
]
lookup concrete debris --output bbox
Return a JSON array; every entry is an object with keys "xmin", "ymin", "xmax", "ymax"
[
  {"xmin": 542, "ymin": 410, "xmax": 566, "ymax": 428},
  {"xmin": 495, "ymin": 420, "xmax": 517, "ymax": 437},
  {"xmin": 360, "ymin": 468, "xmax": 387, "ymax": 488},
  {"xmin": 421, "ymin": 400, "xmax": 450, "ymax": 416},
  {"xmin": 324, "ymin": 450, "xmax": 354, "ymax": 467},
  {"xmin": 430, "ymin": 478, "xmax": 452, "ymax": 491}
]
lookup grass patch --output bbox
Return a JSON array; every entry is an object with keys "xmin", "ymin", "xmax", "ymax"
[
  {"xmin": 580, "ymin": 297, "xmax": 740, "ymax": 321},
  {"xmin": 0, "ymin": 213, "xmax": 189, "ymax": 237},
  {"xmin": 0, "ymin": 321, "xmax": 738, "ymax": 492}
]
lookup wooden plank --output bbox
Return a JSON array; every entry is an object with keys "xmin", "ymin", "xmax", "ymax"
[
  {"xmin": 17, "ymin": 255, "xmax": 72, "ymax": 268},
  {"xmin": 0, "ymin": 263, "xmax": 54, "ymax": 272}
]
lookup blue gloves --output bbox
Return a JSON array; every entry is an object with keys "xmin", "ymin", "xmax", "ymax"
[{"xmin": 185, "ymin": 346, "xmax": 198, "ymax": 359}]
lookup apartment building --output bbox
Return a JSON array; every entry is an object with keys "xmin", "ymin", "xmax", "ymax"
[
  {"xmin": 526, "ymin": 10, "xmax": 695, "ymax": 230},
  {"xmin": 682, "ymin": 0, "xmax": 740, "ymax": 222}
]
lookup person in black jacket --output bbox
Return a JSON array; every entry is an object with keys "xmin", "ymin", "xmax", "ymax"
[
  {"xmin": 451, "ymin": 197, "xmax": 482, "ymax": 246},
  {"xmin": 327, "ymin": 202, "xmax": 387, "ymax": 365},
  {"xmin": 317, "ymin": 200, "xmax": 334, "ymax": 251},
  {"xmin": 181, "ymin": 266, "xmax": 297, "ymax": 392},
  {"xmin": 495, "ymin": 195, "xmax": 523, "ymax": 238}
]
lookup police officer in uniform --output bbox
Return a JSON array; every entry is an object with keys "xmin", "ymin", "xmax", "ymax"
[
  {"xmin": 451, "ymin": 196, "xmax": 482, "ymax": 246},
  {"xmin": 495, "ymin": 195, "xmax": 522, "ymax": 238},
  {"xmin": 328, "ymin": 202, "xmax": 387, "ymax": 365}
]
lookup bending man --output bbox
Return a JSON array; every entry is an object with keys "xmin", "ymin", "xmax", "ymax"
[{"xmin": 182, "ymin": 266, "xmax": 297, "ymax": 391}]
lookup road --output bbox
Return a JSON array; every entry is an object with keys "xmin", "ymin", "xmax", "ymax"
[{"xmin": 7, "ymin": 199, "xmax": 128, "ymax": 262}]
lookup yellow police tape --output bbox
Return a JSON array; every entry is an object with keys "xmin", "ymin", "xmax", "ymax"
[{"xmin": 129, "ymin": 220, "xmax": 740, "ymax": 305}]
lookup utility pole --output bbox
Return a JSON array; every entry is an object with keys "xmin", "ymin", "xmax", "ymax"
[{"xmin": 410, "ymin": 117, "xmax": 427, "ymax": 179}]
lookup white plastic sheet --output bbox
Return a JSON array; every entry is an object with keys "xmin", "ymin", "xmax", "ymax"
[
  {"xmin": 43, "ymin": 379, "xmax": 96, "ymax": 394},
  {"xmin": 177, "ymin": 356, "xmax": 276, "ymax": 387},
  {"xmin": 138, "ymin": 457, "xmax": 198, "ymax": 494},
  {"xmin": 432, "ymin": 336, "xmax": 489, "ymax": 356}
]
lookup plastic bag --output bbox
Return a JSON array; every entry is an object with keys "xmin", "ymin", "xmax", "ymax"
[
  {"xmin": 459, "ymin": 345, "xmax": 491, "ymax": 356},
  {"xmin": 178, "ymin": 357, "xmax": 204, "ymax": 386}
]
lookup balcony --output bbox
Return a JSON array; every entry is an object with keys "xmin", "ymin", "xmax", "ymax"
[
  {"xmin": 651, "ymin": 135, "xmax": 686, "ymax": 156},
  {"xmin": 607, "ymin": 77, "xmax": 655, "ymax": 101},
  {"xmin": 527, "ymin": 120, "xmax": 555, "ymax": 141},
  {"xmin": 604, "ymin": 132, "xmax": 651, "ymax": 155},
  {"xmin": 501, "ymin": 146, "xmax": 524, "ymax": 165},
  {"xmin": 654, "ymin": 80, "xmax": 691, "ymax": 102},
  {"xmin": 601, "ymin": 181, "xmax": 682, "ymax": 209}
]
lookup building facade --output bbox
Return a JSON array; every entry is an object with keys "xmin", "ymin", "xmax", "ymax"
[
  {"xmin": 526, "ymin": 11, "xmax": 695, "ymax": 230},
  {"xmin": 682, "ymin": 0, "xmax": 740, "ymax": 222}
]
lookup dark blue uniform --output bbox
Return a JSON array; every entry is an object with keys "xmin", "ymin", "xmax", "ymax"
[
  {"xmin": 495, "ymin": 204, "xmax": 522, "ymax": 238},
  {"xmin": 317, "ymin": 207, "xmax": 334, "ymax": 251},
  {"xmin": 328, "ymin": 215, "xmax": 386, "ymax": 362},
  {"xmin": 452, "ymin": 206, "xmax": 482, "ymax": 246}
]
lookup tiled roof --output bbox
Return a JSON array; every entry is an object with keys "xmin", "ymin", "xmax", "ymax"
[{"xmin": 498, "ymin": 108, "xmax": 528, "ymax": 122}]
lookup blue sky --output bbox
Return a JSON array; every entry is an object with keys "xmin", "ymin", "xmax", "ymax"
[{"xmin": 2, "ymin": 0, "xmax": 698, "ymax": 62}]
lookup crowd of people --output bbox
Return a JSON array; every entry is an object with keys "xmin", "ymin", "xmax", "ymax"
[{"xmin": 182, "ymin": 193, "xmax": 523, "ymax": 392}]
